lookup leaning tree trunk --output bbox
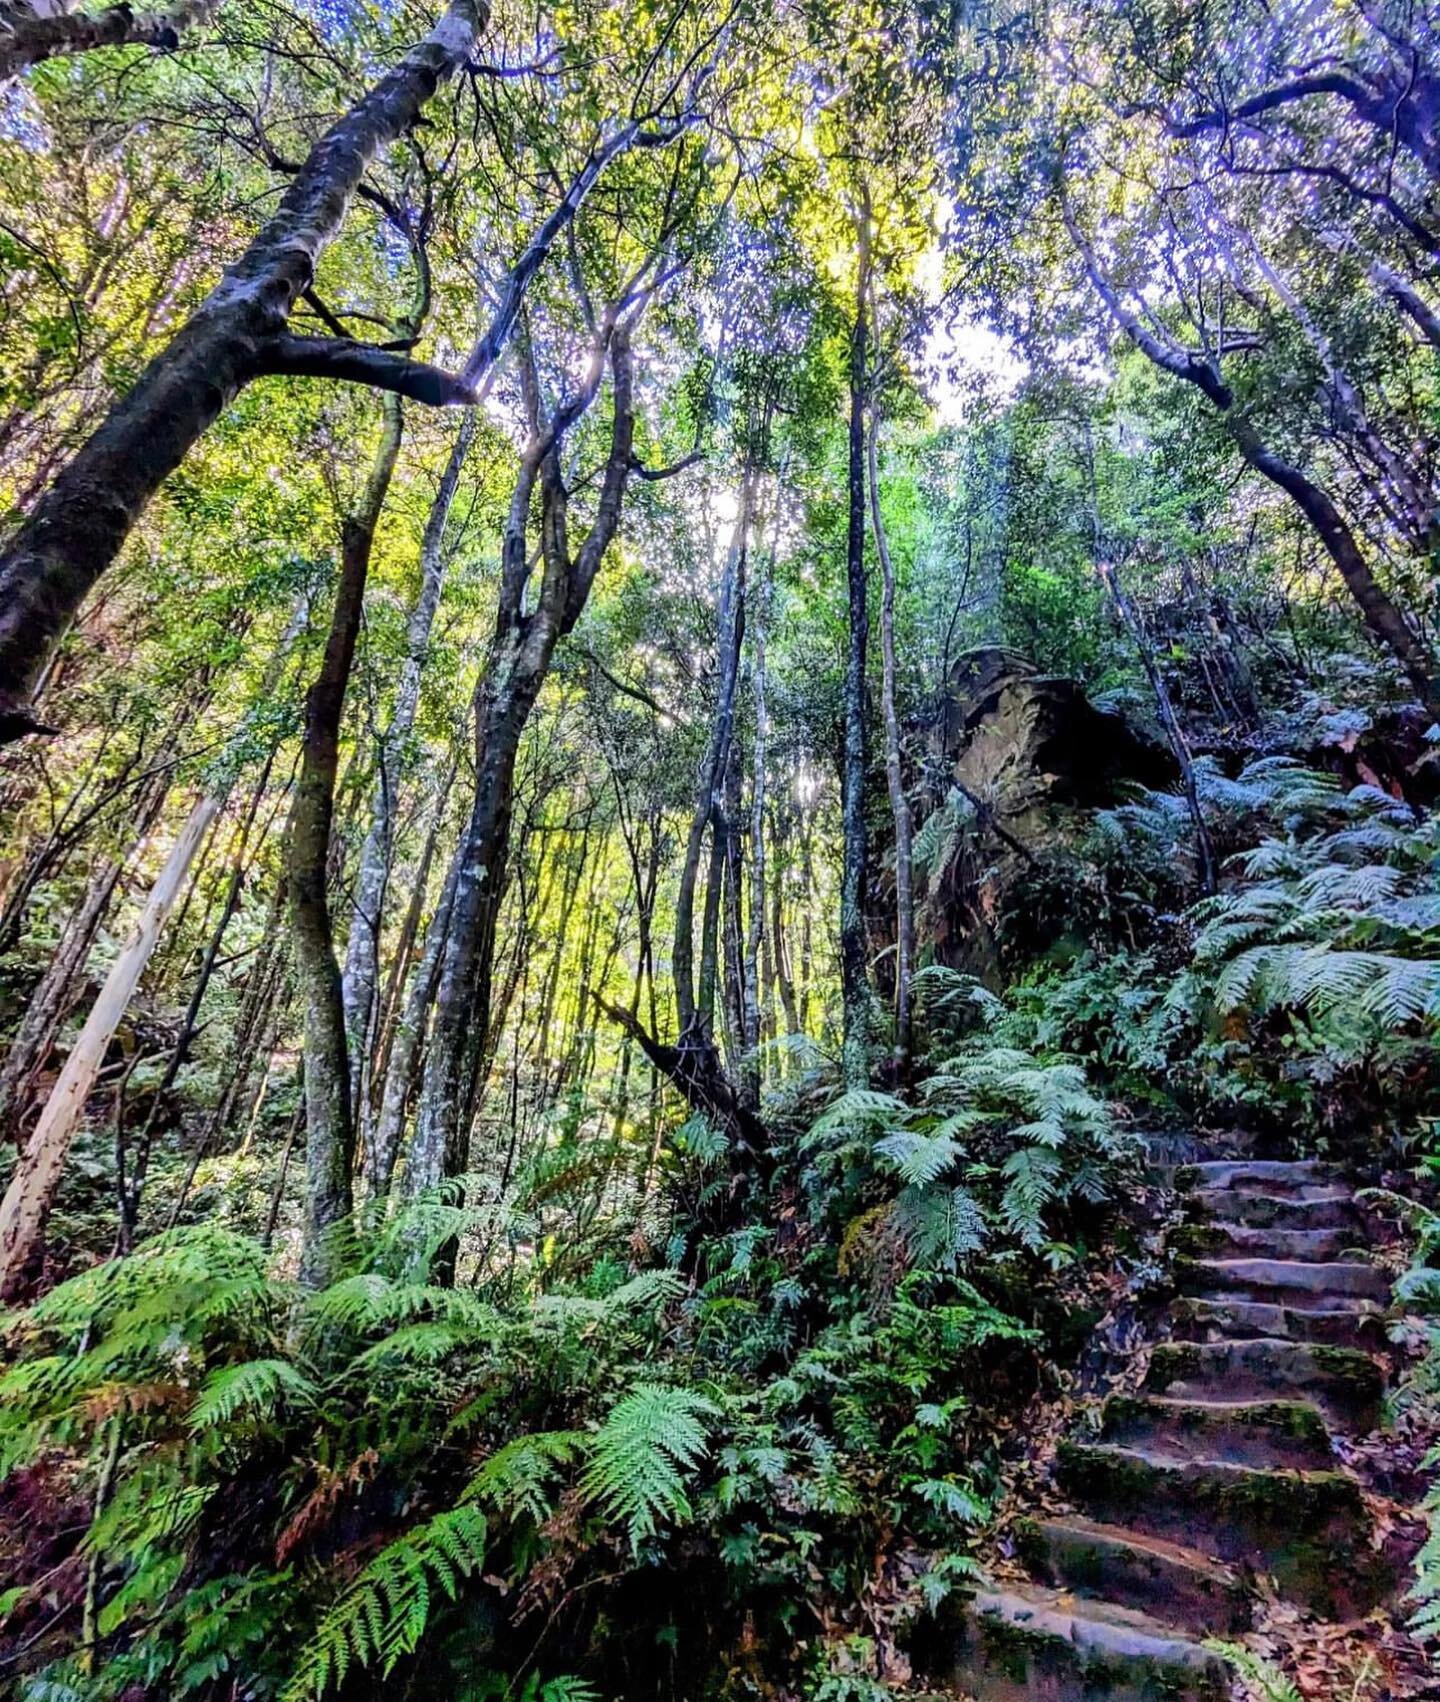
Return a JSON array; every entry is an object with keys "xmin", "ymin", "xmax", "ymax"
[
  {"xmin": 1066, "ymin": 199, "xmax": 1440, "ymax": 719},
  {"xmin": 0, "ymin": 727, "xmax": 185, "ymax": 1141},
  {"xmin": 840, "ymin": 204, "xmax": 872, "ymax": 1090},
  {"xmin": 0, "ymin": 793, "xmax": 218, "ymax": 1297},
  {"xmin": 0, "ymin": 0, "xmax": 484, "ymax": 740},
  {"xmin": 1229, "ymin": 417, "xmax": 1440, "ymax": 716},
  {"xmin": 291, "ymin": 396, "xmax": 404, "ymax": 1287}
]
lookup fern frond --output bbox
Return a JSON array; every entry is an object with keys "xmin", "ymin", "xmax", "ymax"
[
  {"xmin": 188, "ymin": 1360, "xmax": 316, "ymax": 1432},
  {"xmin": 282, "ymin": 1505, "xmax": 487, "ymax": 1699},
  {"xmin": 999, "ymin": 1146, "xmax": 1062, "ymax": 1247},
  {"xmin": 874, "ymin": 1129, "xmax": 963, "ymax": 1187},
  {"xmin": 889, "ymin": 1185, "xmax": 987, "ymax": 1270},
  {"xmin": 810, "ymin": 1089, "xmax": 907, "ymax": 1137},
  {"xmin": 580, "ymin": 1383, "xmax": 719, "ymax": 1547},
  {"xmin": 464, "ymin": 1431, "xmax": 582, "ymax": 1524}
]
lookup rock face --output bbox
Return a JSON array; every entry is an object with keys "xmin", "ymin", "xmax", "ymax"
[{"xmin": 912, "ymin": 649, "xmax": 1176, "ymax": 979}]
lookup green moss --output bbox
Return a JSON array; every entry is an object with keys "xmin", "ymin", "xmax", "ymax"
[{"xmin": 1054, "ymin": 1441, "xmax": 1389, "ymax": 1615}]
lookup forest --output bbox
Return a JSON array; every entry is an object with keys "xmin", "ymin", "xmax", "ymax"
[{"xmin": 0, "ymin": 0, "xmax": 1438, "ymax": 1696}]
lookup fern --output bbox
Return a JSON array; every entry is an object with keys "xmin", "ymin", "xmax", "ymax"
[
  {"xmin": 890, "ymin": 1184, "xmax": 987, "ymax": 1269},
  {"xmin": 464, "ymin": 1430, "xmax": 582, "ymax": 1523},
  {"xmin": 810, "ymin": 1089, "xmax": 907, "ymax": 1137},
  {"xmin": 999, "ymin": 1145, "xmax": 1063, "ymax": 1247},
  {"xmin": 282, "ymin": 1504, "xmax": 488, "ymax": 1699},
  {"xmin": 188, "ymin": 1360, "xmax": 316, "ymax": 1432},
  {"xmin": 1204, "ymin": 1641, "xmax": 1300, "ymax": 1702},
  {"xmin": 874, "ymin": 1127, "xmax": 966, "ymax": 1187},
  {"xmin": 580, "ymin": 1383, "xmax": 719, "ymax": 1546}
]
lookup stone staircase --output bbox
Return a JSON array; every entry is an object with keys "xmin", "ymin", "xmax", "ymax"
[{"xmin": 946, "ymin": 1156, "xmax": 1396, "ymax": 1699}]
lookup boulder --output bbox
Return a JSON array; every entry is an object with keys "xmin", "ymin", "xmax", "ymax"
[{"xmin": 911, "ymin": 648, "xmax": 1176, "ymax": 979}]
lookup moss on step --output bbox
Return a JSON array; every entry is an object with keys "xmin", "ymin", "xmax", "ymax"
[
  {"xmin": 1055, "ymin": 1441, "xmax": 1389, "ymax": 1616},
  {"xmin": 1101, "ymin": 1391, "xmax": 1334, "ymax": 1470},
  {"xmin": 1144, "ymin": 1338, "xmax": 1382, "ymax": 1430}
]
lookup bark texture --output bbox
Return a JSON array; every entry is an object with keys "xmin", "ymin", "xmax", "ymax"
[
  {"xmin": 291, "ymin": 397, "xmax": 404, "ymax": 1287},
  {"xmin": 840, "ymin": 212, "xmax": 872, "ymax": 1089},
  {"xmin": 0, "ymin": 0, "xmax": 213, "ymax": 78}
]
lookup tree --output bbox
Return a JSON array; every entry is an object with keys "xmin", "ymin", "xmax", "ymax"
[{"xmin": 0, "ymin": 0, "xmax": 486, "ymax": 742}]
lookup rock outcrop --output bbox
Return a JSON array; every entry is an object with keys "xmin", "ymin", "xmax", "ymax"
[{"xmin": 910, "ymin": 649, "xmax": 1176, "ymax": 980}]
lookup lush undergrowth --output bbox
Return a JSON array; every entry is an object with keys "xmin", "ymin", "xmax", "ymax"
[
  {"xmin": 4, "ymin": 751, "xmax": 1440, "ymax": 1697},
  {"xmin": 0, "ymin": 991, "xmax": 1163, "ymax": 1701}
]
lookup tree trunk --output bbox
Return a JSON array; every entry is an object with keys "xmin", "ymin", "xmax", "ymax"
[
  {"xmin": 1229, "ymin": 417, "xmax": 1440, "ymax": 715},
  {"xmin": 0, "ymin": 793, "xmax": 217, "ymax": 1296},
  {"xmin": 407, "ymin": 327, "xmax": 636, "ymax": 1201},
  {"xmin": 867, "ymin": 407, "xmax": 915, "ymax": 1075},
  {"xmin": 741, "ymin": 548, "xmax": 768, "ymax": 1108},
  {"xmin": 369, "ymin": 849, "xmax": 461, "ymax": 1198},
  {"xmin": 291, "ymin": 396, "xmax": 404, "ymax": 1287},
  {"xmin": 0, "ymin": 731, "xmax": 183, "ymax": 1140},
  {"xmin": 721, "ymin": 745, "xmax": 746, "ymax": 1084},
  {"xmin": 840, "ymin": 201, "xmax": 872, "ymax": 1090},
  {"xmin": 369, "ymin": 767, "xmax": 453, "ymax": 1146},
  {"xmin": 0, "ymin": 0, "xmax": 484, "ymax": 739},
  {"xmin": 120, "ymin": 742, "xmax": 284, "ymax": 1244},
  {"xmin": 1066, "ymin": 200, "xmax": 1440, "ymax": 718},
  {"xmin": 674, "ymin": 471, "xmax": 754, "ymax": 1037},
  {"xmin": 770, "ymin": 801, "xmax": 800, "ymax": 1039},
  {"xmin": 697, "ymin": 811, "xmax": 725, "ymax": 1036},
  {"xmin": 341, "ymin": 410, "xmax": 478, "ymax": 1110}
]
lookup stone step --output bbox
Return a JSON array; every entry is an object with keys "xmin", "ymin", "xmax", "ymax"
[
  {"xmin": 1193, "ymin": 1186, "xmax": 1357, "ymax": 1230},
  {"xmin": 1100, "ymin": 1391, "xmax": 1336, "ymax": 1471},
  {"xmin": 1185, "ymin": 1256, "xmax": 1391, "ymax": 1307},
  {"xmin": 1144, "ymin": 1339, "xmax": 1382, "ymax": 1433},
  {"xmin": 1055, "ymin": 1441, "xmax": 1387, "ymax": 1617},
  {"xmin": 946, "ymin": 1579, "xmax": 1231, "ymax": 1702},
  {"xmin": 1017, "ymin": 1514, "xmax": 1252, "ymax": 1635},
  {"xmin": 1180, "ymin": 1159, "xmax": 1336, "ymax": 1196},
  {"xmin": 1169, "ymin": 1296, "xmax": 1386, "ymax": 1350},
  {"xmin": 1184, "ymin": 1221, "xmax": 1364, "ymax": 1262}
]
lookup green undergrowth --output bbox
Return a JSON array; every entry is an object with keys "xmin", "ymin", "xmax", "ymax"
[{"xmin": 0, "ymin": 1014, "xmax": 1144, "ymax": 1701}]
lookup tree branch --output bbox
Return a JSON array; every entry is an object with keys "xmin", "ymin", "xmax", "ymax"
[
  {"xmin": 0, "ymin": 0, "xmax": 214, "ymax": 79},
  {"xmin": 258, "ymin": 335, "xmax": 476, "ymax": 405},
  {"xmin": 629, "ymin": 447, "xmax": 705, "ymax": 481},
  {"xmin": 1169, "ymin": 72, "xmax": 1378, "ymax": 139}
]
